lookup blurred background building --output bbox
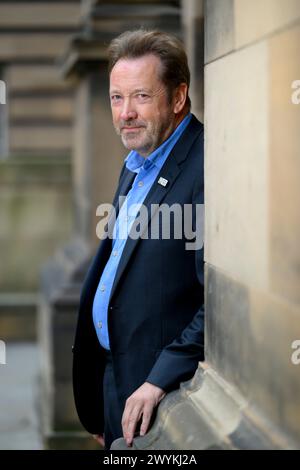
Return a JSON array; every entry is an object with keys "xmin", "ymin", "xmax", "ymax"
[{"xmin": 0, "ymin": 0, "xmax": 299, "ymax": 450}]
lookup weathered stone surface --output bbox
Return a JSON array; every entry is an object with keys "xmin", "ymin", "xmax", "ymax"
[
  {"xmin": 182, "ymin": 0, "xmax": 204, "ymax": 121},
  {"xmin": 10, "ymin": 125, "xmax": 72, "ymax": 153},
  {"xmin": 205, "ymin": 0, "xmax": 300, "ymax": 62},
  {"xmin": 269, "ymin": 24, "xmax": 300, "ymax": 306},
  {"xmin": 0, "ymin": 33, "xmax": 74, "ymax": 61},
  {"xmin": 112, "ymin": 362, "xmax": 291, "ymax": 450},
  {"xmin": 235, "ymin": 0, "xmax": 300, "ymax": 49},
  {"xmin": 205, "ymin": 40, "xmax": 269, "ymax": 290},
  {"xmin": 205, "ymin": 264, "xmax": 300, "ymax": 446},
  {"xmin": 10, "ymin": 96, "xmax": 73, "ymax": 121},
  {"xmin": 204, "ymin": 0, "xmax": 234, "ymax": 64},
  {"xmin": 39, "ymin": 247, "xmax": 89, "ymax": 436},
  {"xmin": 7, "ymin": 65, "xmax": 70, "ymax": 92},
  {"xmin": 0, "ymin": 156, "xmax": 72, "ymax": 292}
]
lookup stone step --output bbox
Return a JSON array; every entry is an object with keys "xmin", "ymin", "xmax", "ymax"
[
  {"xmin": 0, "ymin": 2, "xmax": 80, "ymax": 29},
  {"xmin": 10, "ymin": 124, "xmax": 72, "ymax": 153},
  {"xmin": 6, "ymin": 64, "xmax": 70, "ymax": 92},
  {"xmin": 10, "ymin": 95, "xmax": 73, "ymax": 120},
  {"xmin": 0, "ymin": 33, "xmax": 74, "ymax": 61}
]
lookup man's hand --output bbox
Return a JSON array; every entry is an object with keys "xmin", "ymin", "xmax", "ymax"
[
  {"xmin": 93, "ymin": 433, "xmax": 105, "ymax": 447},
  {"xmin": 122, "ymin": 382, "xmax": 166, "ymax": 447}
]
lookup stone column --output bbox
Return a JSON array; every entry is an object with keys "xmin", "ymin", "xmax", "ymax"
[
  {"xmin": 203, "ymin": 0, "xmax": 300, "ymax": 449},
  {"xmin": 181, "ymin": 0, "xmax": 204, "ymax": 121},
  {"xmin": 0, "ymin": 0, "xmax": 78, "ymax": 343}
]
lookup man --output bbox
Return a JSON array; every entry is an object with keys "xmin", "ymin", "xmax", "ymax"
[{"xmin": 72, "ymin": 29, "xmax": 205, "ymax": 450}]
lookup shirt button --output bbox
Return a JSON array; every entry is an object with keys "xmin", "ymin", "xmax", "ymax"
[
  {"xmin": 100, "ymin": 285, "xmax": 106, "ymax": 292},
  {"xmin": 98, "ymin": 321, "xmax": 102, "ymax": 329},
  {"xmin": 125, "ymin": 216, "xmax": 129, "ymax": 221},
  {"xmin": 112, "ymin": 250, "xmax": 118, "ymax": 256},
  {"xmin": 138, "ymin": 181, "xmax": 144, "ymax": 187}
]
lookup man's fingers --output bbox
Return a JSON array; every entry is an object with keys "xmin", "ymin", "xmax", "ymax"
[
  {"xmin": 140, "ymin": 405, "xmax": 153, "ymax": 436},
  {"xmin": 122, "ymin": 383, "xmax": 164, "ymax": 446},
  {"xmin": 122, "ymin": 404, "xmax": 142, "ymax": 445}
]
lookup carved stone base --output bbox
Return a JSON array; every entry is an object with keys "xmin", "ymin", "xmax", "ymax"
[
  {"xmin": 38, "ymin": 238, "xmax": 94, "ymax": 450},
  {"xmin": 111, "ymin": 363, "xmax": 296, "ymax": 450}
]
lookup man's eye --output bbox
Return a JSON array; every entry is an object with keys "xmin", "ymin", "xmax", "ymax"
[
  {"xmin": 137, "ymin": 94, "xmax": 149, "ymax": 99},
  {"xmin": 111, "ymin": 95, "xmax": 122, "ymax": 101}
]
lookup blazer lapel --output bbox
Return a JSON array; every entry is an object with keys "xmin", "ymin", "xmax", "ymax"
[{"xmin": 107, "ymin": 168, "xmax": 136, "ymax": 238}]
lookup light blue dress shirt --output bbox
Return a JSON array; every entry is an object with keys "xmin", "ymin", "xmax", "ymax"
[{"xmin": 92, "ymin": 113, "xmax": 192, "ymax": 350}]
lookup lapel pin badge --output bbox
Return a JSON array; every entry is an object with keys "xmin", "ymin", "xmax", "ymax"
[{"xmin": 158, "ymin": 177, "xmax": 169, "ymax": 187}]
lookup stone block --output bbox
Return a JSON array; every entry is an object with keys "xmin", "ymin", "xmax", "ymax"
[
  {"xmin": 235, "ymin": 0, "xmax": 300, "ymax": 49},
  {"xmin": 0, "ymin": 156, "xmax": 72, "ymax": 292},
  {"xmin": 0, "ymin": 2, "xmax": 80, "ymax": 28},
  {"xmin": 205, "ymin": 264, "xmax": 300, "ymax": 445},
  {"xmin": 0, "ymin": 33, "xmax": 74, "ymax": 61},
  {"xmin": 205, "ymin": 41, "xmax": 269, "ymax": 290},
  {"xmin": 269, "ymin": 24, "xmax": 300, "ymax": 306},
  {"xmin": 7, "ymin": 65, "xmax": 70, "ymax": 92},
  {"xmin": 10, "ymin": 125, "xmax": 72, "ymax": 153},
  {"xmin": 10, "ymin": 96, "xmax": 73, "ymax": 121}
]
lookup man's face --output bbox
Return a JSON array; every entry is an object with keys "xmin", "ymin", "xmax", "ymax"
[{"xmin": 109, "ymin": 54, "xmax": 176, "ymax": 157}]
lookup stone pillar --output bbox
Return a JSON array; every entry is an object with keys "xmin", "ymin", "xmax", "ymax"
[
  {"xmin": 204, "ymin": 0, "xmax": 300, "ymax": 449},
  {"xmin": 112, "ymin": 0, "xmax": 300, "ymax": 450},
  {"xmin": 39, "ymin": 0, "xmax": 181, "ymax": 449},
  {"xmin": 181, "ymin": 0, "xmax": 204, "ymax": 121},
  {"xmin": 0, "ymin": 1, "xmax": 78, "ymax": 342}
]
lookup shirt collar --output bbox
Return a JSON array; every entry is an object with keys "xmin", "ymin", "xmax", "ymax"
[{"xmin": 125, "ymin": 112, "xmax": 192, "ymax": 174}]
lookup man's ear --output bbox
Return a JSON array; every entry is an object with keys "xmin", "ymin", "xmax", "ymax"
[{"xmin": 173, "ymin": 83, "xmax": 188, "ymax": 114}]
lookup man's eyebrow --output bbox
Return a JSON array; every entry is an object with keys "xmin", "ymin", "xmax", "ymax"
[
  {"xmin": 133, "ymin": 88, "xmax": 151, "ymax": 93},
  {"xmin": 109, "ymin": 88, "xmax": 152, "ymax": 95}
]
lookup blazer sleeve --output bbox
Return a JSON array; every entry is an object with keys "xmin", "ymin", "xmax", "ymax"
[{"xmin": 145, "ymin": 171, "xmax": 205, "ymax": 393}]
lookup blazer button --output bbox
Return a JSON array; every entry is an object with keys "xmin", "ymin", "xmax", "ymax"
[
  {"xmin": 109, "ymin": 306, "xmax": 113, "ymax": 311},
  {"xmin": 71, "ymin": 345, "xmax": 74, "ymax": 353}
]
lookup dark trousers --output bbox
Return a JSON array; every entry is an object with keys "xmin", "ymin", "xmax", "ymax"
[{"xmin": 102, "ymin": 349, "xmax": 123, "ymax": 450}]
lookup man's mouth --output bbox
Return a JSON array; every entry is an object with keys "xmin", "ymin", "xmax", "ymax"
[{"xmin": 122, "ymin": 126, "xmax": 143, "ymax": 131}]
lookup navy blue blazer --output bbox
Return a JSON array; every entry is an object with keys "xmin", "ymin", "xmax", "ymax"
[{"xmin": 72, "ymin": 114, "xmax": 205, "ymax": 434}]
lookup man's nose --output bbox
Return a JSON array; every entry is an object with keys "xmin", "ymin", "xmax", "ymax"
[{"xmin": 120, "ymin": 98, "xmax": 137, "ymax": 121}]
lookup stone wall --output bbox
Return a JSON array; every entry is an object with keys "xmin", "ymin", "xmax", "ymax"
[
  {"xmin": 204, "ymin": 0, "xmax": 300, "ymax": 447},
  {"xmin": 0, "ymin": 1, "xmax": 79, "ymax": 340},
  {"xmin": 0, "ymin": 155, "xmax": 72, "ymax": 340},
  {"xmin": 0, "ymin": 0, "xmax": 80, "ymax": 158}
]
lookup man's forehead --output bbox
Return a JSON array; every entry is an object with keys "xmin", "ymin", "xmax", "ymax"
[{"xmin": 109, "ymin": 55, "xmax": 162, "ymax": 90}]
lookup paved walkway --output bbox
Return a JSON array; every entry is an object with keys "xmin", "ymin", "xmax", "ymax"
[{"xmin": 0, "ymin": 342, "xmax": 43, "ymax": 449}]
